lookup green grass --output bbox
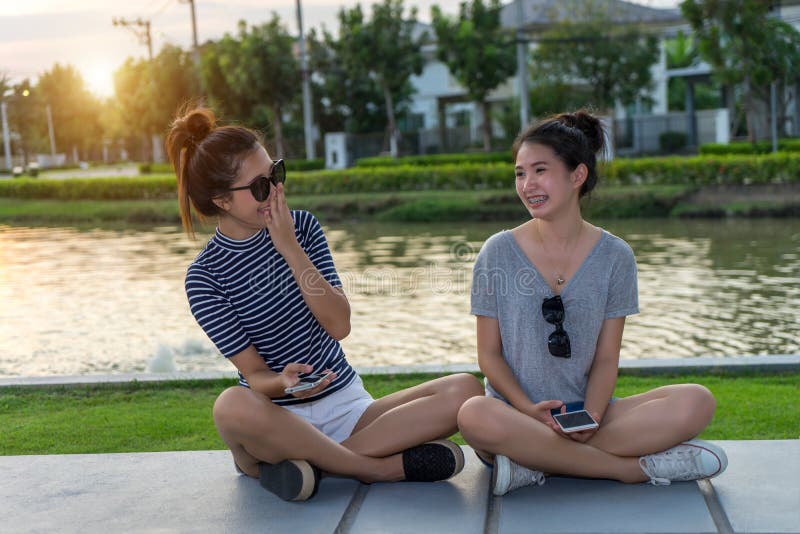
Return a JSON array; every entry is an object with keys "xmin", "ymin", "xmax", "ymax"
[
  {"xmin": 1, "ymin": 371, "xmax": 796, "ymax": 456},
  {"xmin": 0, "ymin": 185, "xmax": 696, "ymax": 225}
]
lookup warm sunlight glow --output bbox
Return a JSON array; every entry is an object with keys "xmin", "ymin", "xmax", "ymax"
[{"xmin": 82, "ymin": 63, "xmax": 115, "ymax": 98}]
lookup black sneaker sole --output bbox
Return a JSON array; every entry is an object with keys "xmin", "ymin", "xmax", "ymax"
[{"xmin": 258, "ymin": 460, "xmax": 320, "ymax": 501}]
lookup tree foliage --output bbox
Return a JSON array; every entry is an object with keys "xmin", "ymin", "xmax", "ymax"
[
  {"xmin": 681, "ymin": 0, "xmax": 800, "ymax": 140},
  {"xmin": 36, "ymin": 64, "xmax": 103, "ymax": 161},
  {"xmin": 328, "ymin": 0, "xmax": 424, "ymax": 156},
  {"xmin": 431, "ymin": 0, "xmax": 516, "ymax": 151},
  {"xmin": 200, "ymin": 16, "xmax": 300, "ymax": 157},
  {"xmin": 531, "ymin": 1, "xmax": 660, "ymax": 112}
]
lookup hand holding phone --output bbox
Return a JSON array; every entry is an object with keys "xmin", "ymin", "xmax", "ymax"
[
  {"xmin": 284, "ymin": 371, "xmax": 334, "ymax": 395},
  {"xmin": 552, "ymin": 409, "xmax": 599, "ymax": 433}
]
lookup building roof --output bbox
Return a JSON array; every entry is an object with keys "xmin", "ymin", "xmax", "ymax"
[{"xmin": 499, "ymin": 0, "xmax": 684, "ymax": 32}]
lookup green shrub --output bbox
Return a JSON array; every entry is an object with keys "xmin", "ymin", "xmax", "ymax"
[
  {"xmin": 1, "ymin": 153, "xmax": 798, "ymax": 200},
  {"xmin": 699, "ymin": 139, "xmax": 800, "ymax": 155},
  {"xmin": 356, "ymin": 151, "xmax": 512, "ymax": 167},
  {"xmin": 659, "ymin": 131, "xmax": 688, "ymax": 153},
  {"xmin": 138, "ymin": 159, "xmax": 324, "ymax": 175},
  {"xmin": 603, "ymin": 153, "xmax": 800, "ymax": 186}
]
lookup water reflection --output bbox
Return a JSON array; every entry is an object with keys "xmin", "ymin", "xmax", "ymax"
[{"xmin": 0, "ymin": 218, "xmax": 797, "ymax": 377}]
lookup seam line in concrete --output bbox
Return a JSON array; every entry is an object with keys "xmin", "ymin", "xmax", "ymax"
[
  {"xmin": 483, "ymin": 491, "xmax": 501, "ymax": 534},
  {"xmin": 697, "ymin": 479, "xmax": 734, "ymax": 534},
  {"xmin": 333, "ymin": 482, "xmax": 370, "ymax": 534}
]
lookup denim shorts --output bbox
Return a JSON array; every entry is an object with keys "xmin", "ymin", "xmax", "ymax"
[{"xmin": 549, "ymin": 398, "xmax": 618, "ymax": 417}]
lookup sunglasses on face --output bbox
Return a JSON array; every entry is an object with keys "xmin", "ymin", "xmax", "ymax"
[
  {"xmin": 542, "ymin": 295, "xmax": 571, "ymax": 358},
  {"xmin": 227, "ymin": 159, "xmax": 286, "ymax": 202}
]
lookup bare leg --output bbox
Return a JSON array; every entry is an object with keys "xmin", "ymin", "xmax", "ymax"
[
  {"xmin": 458, "ymin": 396, "xmax": 647, "ymax": 483},
  {"xmin": 587, "ymin": 384, "xmax": 716, "ymax": 456},
  {"xmin": 457, "ymin": 383, "xmax": 717, "ymax": 484},
  {"xmin": 213, "ymin": 386, "xmax": 399, "ymax": 483},
  {"xmin": 341, "ymin": 373, "xmax": 484, "ymax": 457}
]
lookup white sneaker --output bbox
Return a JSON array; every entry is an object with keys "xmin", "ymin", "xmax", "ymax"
[
  {"xmin": 492, "ymin": 454, "xmax": 546, "ymax": 496},
  {"xmin": 639, "ymin": 439, "xmax": 728, "ymax": 486}
]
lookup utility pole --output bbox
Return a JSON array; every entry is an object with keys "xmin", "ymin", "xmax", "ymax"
[
  {"xmin": 179, "ymin": 0, "xmax": 200, "ymax": 68},
  {"xmin": 112, "ymin": 17, "xmax": 153, "ymax": 61},
  {"xmin": 515, "ymin": 0, "xmax": 530, "ymax": 130},
  {"xmin": 1, "ymin": 100, "xmax": 11, "ymax": 170},
  {"xmin": 46, "ymin": 104, "xmax": 56, "ymax": 157},
  {"xmin": 296, "ymin": 0, "xmax": 315, "ymax": 159}
]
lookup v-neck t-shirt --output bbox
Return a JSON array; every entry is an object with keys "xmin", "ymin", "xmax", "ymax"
[{"xmin": 470, "ymin": 229, "xmax": 639, "ymax": 405}]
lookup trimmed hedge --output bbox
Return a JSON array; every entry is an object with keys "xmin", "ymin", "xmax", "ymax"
[
  {"xmin": 1, "ymin": 153, "xmax": 798, "ymax": 200},
  {"xmin": 604, "ymin": 153, "xmax": 800, "ymax": 186},
  {"xmin": 356, "ymin": 151, "xmax": 512, "ymax": 167},
  {"xmin": 699, "ymin": 139, "xmax": 800, "ymax": 155},
  {"xmin": 138, "ymin": 158, "xmax": 325, "ymax": 175}
]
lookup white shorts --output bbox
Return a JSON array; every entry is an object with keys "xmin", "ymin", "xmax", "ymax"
[{"xmin": 283, "ymin": 375, "xmax": 374, "ymax": 443}]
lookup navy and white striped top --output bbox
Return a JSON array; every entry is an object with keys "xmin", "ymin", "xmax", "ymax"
[{"xmin": 185, "ymin": 210, "xmax": 356, "ymax": 405}]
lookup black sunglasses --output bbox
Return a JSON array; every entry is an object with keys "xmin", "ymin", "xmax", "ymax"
[
  {"xmin": 227, "ymin": 159, "xmax": 286, "ymax": 202},
  {"xmin": 542, "ymin": 295, "xmax": 571, "ymax": 358}
]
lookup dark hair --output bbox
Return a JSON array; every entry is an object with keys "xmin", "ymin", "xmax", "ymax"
[
  {"xmin": 165, "ymin": 106, "xmax": 263, "ymax": 237},
  {"xmin": 512, "ymin": 110, "xmax": 606, "ymax": 197}
]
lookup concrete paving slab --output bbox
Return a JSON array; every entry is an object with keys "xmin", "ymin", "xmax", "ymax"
[
  {"xmin": 347, "ymin": 447, "xmax": 491, "ymax": 534},
  {"xmin": 496, "ymin": 476, "xmax": 717, "ymax": 534},
  {"xmin": 711, "ymin": 440, "xmax": 800, "ymax": 534},
  {"xmin": 0, "ymin": 451, "xmax": 360, "ymax": 534}
]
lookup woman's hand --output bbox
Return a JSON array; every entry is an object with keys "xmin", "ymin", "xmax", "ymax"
[
  {"xmin": 264, "ymin": 183, "xmax": 300, "ymax": 257},
  {"xmin": 519, "ymin": 399, "xmax": 564, "ymax": 426},
  {"xmin": 547, "ymin": 405, "xmax": 601, "ymax": 443},
  {"xmin": 280, "ymin": 363, "xmax": 337, "ymax": 399}
]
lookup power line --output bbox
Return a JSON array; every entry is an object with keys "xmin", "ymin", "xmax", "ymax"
[{"xmin": 112, "ymin": 17, "xmax": 153, "ymax": 61}]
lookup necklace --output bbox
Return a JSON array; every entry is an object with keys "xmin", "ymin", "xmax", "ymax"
[{"xmin": 536, "ymin": 221, "xmax": 584, "ymax": 286}]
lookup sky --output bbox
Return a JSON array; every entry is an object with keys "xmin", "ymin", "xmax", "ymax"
[{"xmin": 0, "ymin": 0, "xmax": 680, "ymax": 98}]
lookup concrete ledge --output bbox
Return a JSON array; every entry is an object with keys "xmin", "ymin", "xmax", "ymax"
[
  {"xmin": 0, "ymin": 355, "xmax": 797, "ymax": 389},
  {"xmin": 1, "ymin": 442, "xmax": 797, "ymax": 534}
]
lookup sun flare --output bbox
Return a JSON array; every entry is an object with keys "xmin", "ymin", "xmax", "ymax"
[{"xmin": 82, "ymin": 63, "xmax": 115, "ymax": 98}]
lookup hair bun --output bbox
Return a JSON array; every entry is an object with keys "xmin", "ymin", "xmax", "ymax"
[
  {"xmin": 184, "ymin": 108, "xmax": 215, "ymax": 146},
  {"xmin": 558, "ymin": 110, "xmax": 605, "ymax": 155}
]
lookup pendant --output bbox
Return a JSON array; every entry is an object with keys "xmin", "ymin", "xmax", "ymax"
[{"xmin": 556, "ymin": 276, "xmax": 565, "ymax": 285}]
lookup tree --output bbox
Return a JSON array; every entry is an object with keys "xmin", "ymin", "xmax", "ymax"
[
  {"xmin": 309, "ymin": 27, "xmax": 389, "ymax": 135},
  {"xmin": 531, "ymin": 1, "xmax": 660, "ymax": 113},
  {"xmin": 681, "ymin": 0, "xmax": 800, "ymax": 140},
  {"xmin": 5, "ymin": 80, "xmax": 48, "ymax": 165},
  {"xmin": 113, "ymin": 57, "xmax": 159, "ymax": 161},
  {"xmin": 332, "ymin": 0, "xmax": 424, "ymax": 157},
  {"xmin": 36, "ymin": 64, "xmax": 103, "ymax": 162},
  {"xmin": 202, "ymin": 17, "xmax": 300, "ymax": 158},
  {"xmin": 432, "ymin": 0, "xmax": 516, "ymax": 151}
]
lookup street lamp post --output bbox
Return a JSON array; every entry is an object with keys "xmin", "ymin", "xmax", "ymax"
[
  {"xmin": 295, "ymin": 0, "xmax": 315, "ymax": 160},
  {"xmin": 1, "ymin": 99, "xmax": 11, "ymax": 170}
]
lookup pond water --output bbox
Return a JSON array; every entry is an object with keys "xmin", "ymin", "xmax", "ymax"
[{"xmin": 0, "ymin": 218, "xmax": 797, "ymax": 377}]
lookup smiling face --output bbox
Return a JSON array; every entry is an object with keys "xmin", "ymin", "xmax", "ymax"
[
  {"xmin": 213, "ymin": 144, "xmax": 277, "ymax": 240},
  {"xmin": 514, "ymin": 141, "xmax": 587, "ymax": 220}
]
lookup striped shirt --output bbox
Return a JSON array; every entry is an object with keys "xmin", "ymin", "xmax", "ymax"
[{"xmin": 185, "ymin": 210, "xmax": 356, "ymax": 405}]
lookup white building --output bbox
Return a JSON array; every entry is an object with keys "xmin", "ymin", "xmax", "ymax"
[{"xmin": 404, "ymin": 0, "xmax": 800, "ymax": 154}]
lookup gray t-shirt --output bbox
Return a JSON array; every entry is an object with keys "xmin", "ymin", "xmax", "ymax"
[{"xmin": 471, "ymin": 229, "xmax": 639, "ymax": 405}]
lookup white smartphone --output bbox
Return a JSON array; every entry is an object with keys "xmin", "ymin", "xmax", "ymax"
[
  {"xmin": 284, "ymin": 371, "xmax": 333, "ymax": 395},
  {"xmin": 552, "ymin": 409, "xmax": 599, "ymax": 433}
]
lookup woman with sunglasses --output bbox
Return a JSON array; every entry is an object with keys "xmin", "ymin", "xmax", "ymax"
[
  {"xmin": 457, "ymin": 110, "xmax": 727, "ymax": 495},
  {"xmin": 165, "ymin": 106, "xmax": 483, "ymax": 501}
]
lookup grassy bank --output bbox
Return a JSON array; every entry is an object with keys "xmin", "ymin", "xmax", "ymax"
[
  {"xmin": 1, "ymin": 371, "xmax": 797, "ymax": 456},
  {"xmin": 3, "ymin": 184, "xmax": 776, "ymax": 225}
]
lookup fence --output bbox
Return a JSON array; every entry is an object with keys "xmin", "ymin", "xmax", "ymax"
[{"xmin": 613, "ymin": 109, "xmax": 730, "ymax": 156}]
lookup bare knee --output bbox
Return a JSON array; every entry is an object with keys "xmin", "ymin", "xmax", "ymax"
[
  {"xmin": 682, "ymin": 383, "xmax": 716, "ymax": 430},
  {"xmin": 457, "ymin": 396, "xmax": 508, "ymax": 450},
  {"xmin": 444, "ymin": 373, "xmax": 485, "ymax": 402},
  {"xmin": 213, "ymin": 386, "xmax": 274, "ymax": 434}
]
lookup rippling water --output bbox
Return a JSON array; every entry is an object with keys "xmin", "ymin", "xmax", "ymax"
[{"xmin": 0, "ymin": 218, "xmax": 797, "ymax": 377}]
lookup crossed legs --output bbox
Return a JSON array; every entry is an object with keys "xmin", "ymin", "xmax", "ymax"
[
  {"xmin": 213, "ymin": 373, "xmax": 483, "ymax": 483},
  {"xmin": 457, "ymin": 383, "xmax": 716, "ymax": 483}
]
